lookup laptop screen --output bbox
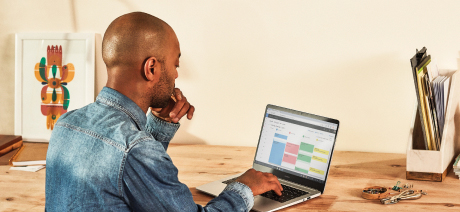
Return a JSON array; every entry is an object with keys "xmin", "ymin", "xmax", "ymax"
[{"xmin": 253, "ymin": 105, "xmax": 339, "ymax": 192}]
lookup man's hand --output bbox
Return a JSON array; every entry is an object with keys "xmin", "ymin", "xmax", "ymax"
[
  {"xmin": 151, "ymin": 88, "xmax": 195, "ymax": 123},
  {"xmin": 235, "ymin": 169, "xmax": 283, "ymax": 196}
]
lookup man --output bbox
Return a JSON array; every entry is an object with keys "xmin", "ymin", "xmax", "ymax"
[{"xmin": 46, "ymin": 12, "xmax": 282, "ymax": 211}]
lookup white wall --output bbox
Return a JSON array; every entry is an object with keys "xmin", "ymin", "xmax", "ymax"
[{"xmin": 1, "ymin": 0, "xmax": 460, "ymax": 153}]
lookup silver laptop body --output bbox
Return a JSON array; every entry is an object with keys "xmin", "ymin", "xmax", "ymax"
[{"xmin": 197, "ymin": 104, "xmax": 340, "ymax": 212}]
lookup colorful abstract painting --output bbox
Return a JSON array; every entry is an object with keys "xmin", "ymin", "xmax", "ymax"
[{"xmin": 34, "ymin": 45, "xmax": 75, "ymax": 130}]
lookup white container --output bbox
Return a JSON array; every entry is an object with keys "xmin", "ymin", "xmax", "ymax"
[{"xmin": 407, "ymin": 70, "xmax": 460, "ymax": 181}]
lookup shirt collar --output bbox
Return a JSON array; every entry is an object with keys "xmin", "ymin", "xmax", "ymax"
[{"xmin": 96, "ymin": 87, "xmax": 147, "ymax": 131}]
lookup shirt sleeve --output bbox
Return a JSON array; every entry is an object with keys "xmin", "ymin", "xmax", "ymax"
[
  {"xmin": 145, "ymin": 112, "xmax": 180, "ymax": 151},
  {"xmin": 122, "ymin": 140, "xmax": 254, "ymax": 212}
]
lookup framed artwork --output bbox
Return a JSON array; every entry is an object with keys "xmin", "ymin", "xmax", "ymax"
[{"xmin": 15, "ymin": 33, "xmax": 95, "ymax": 142}]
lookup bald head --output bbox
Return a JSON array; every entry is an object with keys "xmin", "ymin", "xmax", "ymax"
[
  {"xmin": 102, "ymin": 12, "xmax": 181, "ymax": 113},
  {"xmin": 102, "ymin": 12, "xmax": 172, "ymax": 69}
]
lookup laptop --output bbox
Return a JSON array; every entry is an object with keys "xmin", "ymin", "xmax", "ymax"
[{"xmin": 197, "ymin": 104, "xmax": 340, "ymax": 212}]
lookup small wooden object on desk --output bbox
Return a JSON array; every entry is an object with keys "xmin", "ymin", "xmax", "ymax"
[
  {"xmin": 361, "ymin": 186, "xmax": 391, "ymax": 200},
  {"xmin": 407, "ymin": 70, "xmax": 460, "ymax": 182}
]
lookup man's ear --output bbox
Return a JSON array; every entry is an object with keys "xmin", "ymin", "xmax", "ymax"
[{"xmin": 144, "ymin": 57, "xmax": 160, "ymax": 83}]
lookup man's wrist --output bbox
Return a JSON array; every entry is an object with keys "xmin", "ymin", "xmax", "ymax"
[
  {"xmin": 146, "ymin": 112, "xmax": 180, "ymax": 142},
  {"xmin": 224, "ymin": 182, "xmax": 255, "ymax": 210}
]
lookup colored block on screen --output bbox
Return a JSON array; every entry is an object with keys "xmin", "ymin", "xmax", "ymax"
[
  {"xmin": 285, "ymin": 142, "xmax": 300, "ymax": 155},
  {"xmin": 268, "ymin": 141, "xmax": 286, "ymax": 165},
  {"xmin": 282, "ymin": 153, "xmax": 297, "ymax": 164},
  {"xmin": 312, "ymin": 155, "xmax": 327, "ymax": 163},
  {"xmin": 295, "ymin": 167, "xmax": 309, "ymax": 174},
  {"xmin": 309, "ymin": 167, "xmax": 325, "ymax": 175},
  {"xmin": 300, "ymin": 142, "xmax": 314, "ymax": 153},
  {"xmin": 314, "ymin": 148, "xmax": 329, "ymax": 155},
  {"xmin": 274, "ymin": 133, "xmax": 288, "ymax": 140},
  {"xmin": 297, "ymin": 154, "xmax": 311, "ymax": 163}
]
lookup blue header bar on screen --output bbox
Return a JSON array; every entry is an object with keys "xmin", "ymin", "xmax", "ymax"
[{"xmin": 274, "ymin": 133, "xmax": 288, "ymax": 140}]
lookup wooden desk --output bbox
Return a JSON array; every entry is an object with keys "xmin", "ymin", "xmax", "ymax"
[{"xmin": 1, "ymin": 144, "xmax": 459, "ymax": 211}]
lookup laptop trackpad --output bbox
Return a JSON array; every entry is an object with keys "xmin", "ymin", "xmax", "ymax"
[{"xmin": 253, "ymin": 196, "xmax": 285, "ymax": 211}]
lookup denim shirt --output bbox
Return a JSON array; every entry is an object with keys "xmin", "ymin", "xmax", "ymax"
[{"xmin": 45, "ymin": 87, "xmax": 254, "ymax": 212}]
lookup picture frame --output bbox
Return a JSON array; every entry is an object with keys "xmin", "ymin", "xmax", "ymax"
[{"xmin": 15, "ymin": 33, "xmax": 95, "ymax": 142}]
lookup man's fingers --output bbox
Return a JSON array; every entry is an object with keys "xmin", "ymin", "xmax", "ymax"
[
  {"xmin": 274, "ymin": 177, "xmax": 283, "ymax": 195},
  {"xmin": 150, "ymin": 87, "xmax": 194, "ymax": 123},
  {"xmin": 270, "ymin": 175, "xmax": 283, "ymax": 192},
  {"xmin": 265, "ymin": 173, "xmax": 282, "ymax": 196},
  {"xmin": 173, "ymin": 88, "xmax": 182, "ymax": 101},
  {"xmin": 170, "ymin": 97, "xmax": 186, "ymax": 119},
  {"xmin": 172, "ymin": 101, "xmax": 190, "ymax": 123},
  {"xmin": 159, "ymin": 99, "xmax": 175, "ymax": 117},
  {"xmin": 272, "ymin": 183, "xmax": 283, "ymax": 196},
  {"xmin": 187, "ymin": 105, "xmax": 195, "ymax": 120},
  {"xmin": 170, "ymin": 94, "xmax": 185, "ymax": 118}
]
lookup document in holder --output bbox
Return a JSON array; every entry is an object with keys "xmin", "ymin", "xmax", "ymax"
[
  {"xmin": 433, "ymin": 75, "xmax": 451, "ymax": 139},
  {"xmin": 433, "ymin": 76, "xmax": 444, "ymax": 136},
  {"xmin": 424, "ymin": 70, "xmax": 441, "ymax": 150},
  {"xmin": 416, "ymin": 56, "xmax": 437, "ymax": 150},
  {"xmin": 410, "ymin": 48, "xmax": 429, "ymax": 150}
]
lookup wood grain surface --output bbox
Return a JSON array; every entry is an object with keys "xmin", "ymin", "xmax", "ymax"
[{"xmin": 1, "ymin": 144, "xmax": 459, "ymax": 211}]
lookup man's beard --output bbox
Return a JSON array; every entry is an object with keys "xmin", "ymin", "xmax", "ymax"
[{"xmin": 149, "ymin": 66, "xmax": 173, "ymax": 108}]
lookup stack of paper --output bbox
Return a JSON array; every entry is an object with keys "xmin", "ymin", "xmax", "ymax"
[
  {"xmin": 454, "ymin": 154, "xmax": 460, "ymax": 179},
  {"xmin": 10, "ymin": 165, "xmax": 45, "ymax": 172},
  {"xmin": 432, "ymin": 75, "xmax": 451, "ymax": 139}
]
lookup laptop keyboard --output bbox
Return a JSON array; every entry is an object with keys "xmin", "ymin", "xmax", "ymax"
[{"xmin": 222, "ymin": 178, "xmax": 309, "ymax": 203}]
